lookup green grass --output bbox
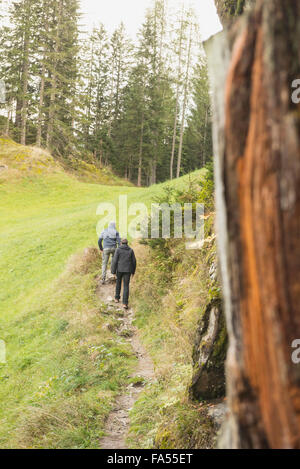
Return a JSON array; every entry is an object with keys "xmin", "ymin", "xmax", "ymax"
[
  {"xmin": 0, "ymin": 247, "xmax": 137, "ymax": 448},
  {"xmin": 127, "ymin": 240, "xmax": 216, "ymax": 449},
  {"xmin": 0, "ymin": 172, "xmax": 140, "ymax": 321},
  {"xmin": 0, "ymin": 136, "xmax": 207, "ymax": 448},
  {"xmin": 0, "ymin": 137, "xmax": 205, "ymax": 323}
]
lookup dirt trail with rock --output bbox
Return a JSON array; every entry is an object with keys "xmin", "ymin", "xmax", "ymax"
[{"xmin": 98, "ymin": 275, "xmax": 155, "ymax": 449}]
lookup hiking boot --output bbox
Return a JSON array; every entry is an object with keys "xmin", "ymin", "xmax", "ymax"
[
  {"xmin": 101, "ymin": 279, "xmax": 106, "ymax": 285},
  {"xmin": 114, "ymin": 299, "xmax": 119, "ymax": 303},
  {"xmin": 123, "ymin": 304, "xmax": 129, "ymax": 310}
]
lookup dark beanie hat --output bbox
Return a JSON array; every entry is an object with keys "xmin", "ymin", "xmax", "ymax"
[{"xmin": 121, "ymin": 238, "xmax": 128, "ymax": 244}]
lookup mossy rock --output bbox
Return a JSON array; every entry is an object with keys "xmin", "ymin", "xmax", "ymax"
[{"xmin": 190, "ymin": 298, "xmax": 228, "ymax": 401}]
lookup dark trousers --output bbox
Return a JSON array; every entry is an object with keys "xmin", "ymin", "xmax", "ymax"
[{"xmin": 115, "ymin": 272, "xmax": 131, "ymax": 305}]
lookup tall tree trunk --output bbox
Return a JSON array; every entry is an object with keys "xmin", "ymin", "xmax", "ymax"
[
  {"xmin": 85, "ymin": 40, "xmax": 94, "ymax": 148},
  {"xmin": 36, "ymin": 62, "xmax": 45, "ymax": 147},
  {"xmin": 151, "ymin": 0, "xmax": 166, "ymax": 186},
  {"xmin": 137, "ymin": 114, "xmax": 144, "ymax": 187},
  {"xmin": 15, "ymin": 97, "xmax": 22, "ymax": 130},
  {"xmin": 170, "ymin": 94, "xmax": 179, "ymax": 180},
  {"xmin": 176, "ymin": 24, "xmax": 192, "ymax": 178},
  {"xmin": 107, "ymin": 54, "xmax": 116, "ymax": 139},
  {"xmin": 20, "ymin": 28, "xmax": 29, "ymax": 145},
  {"xmin": 150, "ymin": 158, "xmax": 157, "ymax": 185},
  {"xmin": 202, "ymin": 106, "xmax": 208, "ymax": 167},
  {"xmin": 170, "ymin": 7, "xmax": 184, "ymax": 180},
  {"xmin": 151, "ymin": 139, "xmax": 158, "ymax": 185},
  {"xmin": 36, "ymin": 1, "xmax": 49, "ymax": 147},
  {"xmin": 46, "ymin": 0, "xmax": 62, "ymax": 151},
  {"xmin": 208, "ymin": 0, "xmax": 300, "ymax": 448},
  {"xmin": 99, "ymin": 138, "xmax": 103, "ymax": 166},
  {"xmin": 128, "ymin": 154, "xmax": 132, "ymax": 181},
  {"xmin": 46, "ymin": 75, "xmax": 56, "ymax": 150},
  {"xmin": 5, "ymin": 100, "xmax": 11, "ymax": 135},
  {"xmin": 115, "ymin": 52, "xmax": 121, "ymax": 118}
]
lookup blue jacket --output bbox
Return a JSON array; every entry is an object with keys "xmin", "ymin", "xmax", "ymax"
[{"xmin": 98, "ymin": 222, "xmax": 121, "ymax": 251}]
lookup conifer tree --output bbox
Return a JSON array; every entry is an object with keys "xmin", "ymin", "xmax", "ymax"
[
  {"xmin": 0, "ymin": 0, "xmax": 212, "ymax": 185},
  {"xmin": 169, "ymin": 5, "xmax": 186, "ymax": 180},
  {"xmin": 176, "ymin": 16, "xmax": 194, "ymax": 178},
  {"xmin": 46, "ymin": 0, "xmax": 80, "ymax": 155},
  {"xmin": 183, "ymin": 59, "xmax": 212, "ymax": 172}
]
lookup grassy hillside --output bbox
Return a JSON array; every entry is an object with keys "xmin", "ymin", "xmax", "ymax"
[
  {"xmin": 0, "ymin": 136, "xmax": 133, "ymax": 186},
  {"xmin": 0, "ymin": 137, "xmax": 140, "ymax": 323},
  {"xmin": 0, "ymin": 138, "xmax": 207, "ymax": 448},
  {"xmin": 0, "ymin": 137, "xmax": 205, "ymax": 322}
]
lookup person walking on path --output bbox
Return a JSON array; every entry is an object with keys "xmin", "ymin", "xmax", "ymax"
[
  {"xmin": 111, "ymin": 239, "xmax": 136, "ymax": 309},
  {"xmin": 98, "ymin": 221, "xmax": 121, "ymax": 284}
]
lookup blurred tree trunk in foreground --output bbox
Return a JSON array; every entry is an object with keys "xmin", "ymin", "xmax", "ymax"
[{"xmin": 209, "ymin": 0, "xmax": 300, "ymax": 448}]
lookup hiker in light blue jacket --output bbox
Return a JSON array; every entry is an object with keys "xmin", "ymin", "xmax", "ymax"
[{"xmin": 98, "ymin": 221, "xmax": 121, "ymax": 284}]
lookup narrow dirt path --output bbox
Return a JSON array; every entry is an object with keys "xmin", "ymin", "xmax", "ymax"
[{"xmin": 98, "ymin": 275, "xmax": 155, "ymax": 449}]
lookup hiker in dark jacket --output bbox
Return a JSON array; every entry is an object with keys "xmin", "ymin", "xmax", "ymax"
[
  {"xmin": 98, "ymin": 221, "xmax": 121, "ymax": 284},
  {"xmin": 111, "ymin": 239, "xmax": 136, "ymax": 309}
]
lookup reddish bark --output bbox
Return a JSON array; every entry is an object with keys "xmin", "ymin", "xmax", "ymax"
[{"xmin": 222, "ymin": 0, "xmax": 300, "ymax": 448}]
